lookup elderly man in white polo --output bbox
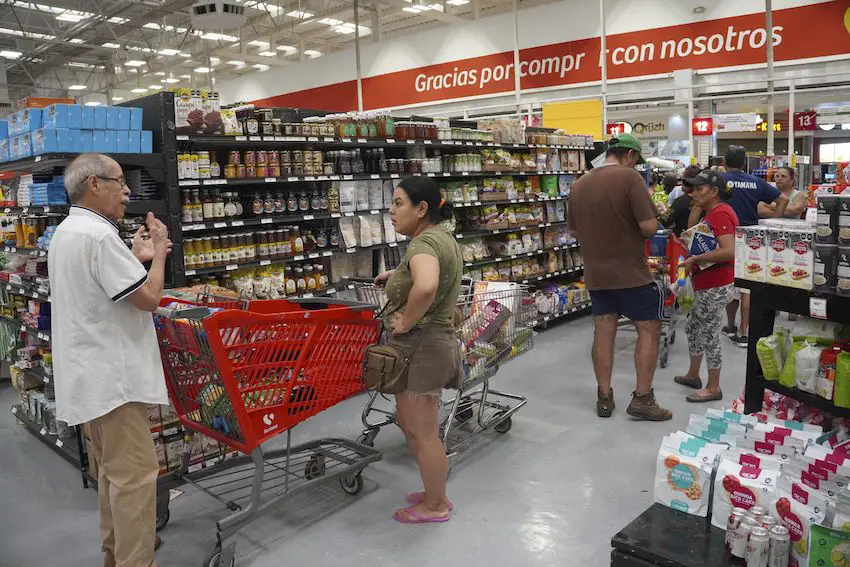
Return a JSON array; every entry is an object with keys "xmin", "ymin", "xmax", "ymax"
[{"xmin": 48, "ymin": 153, "xmax": 172, "ymax": 567}]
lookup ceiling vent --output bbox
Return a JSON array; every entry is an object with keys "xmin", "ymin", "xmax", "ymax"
[{"xmin": 190, "ymin": 1, "xmax": 247, "ymax": 29}]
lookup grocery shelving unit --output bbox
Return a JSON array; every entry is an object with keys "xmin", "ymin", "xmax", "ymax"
[{"xmin": 737, "ymin": 279, "xmax": 850, "ymax": 417}]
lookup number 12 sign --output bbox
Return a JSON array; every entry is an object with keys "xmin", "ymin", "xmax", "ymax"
[
  {"xmin": 794, "ymin": 111, "xmax": 817, "ymax": 131},
  {"xmin": 692, "ymin": 118, "xmax": 713, "ymax": 136}
]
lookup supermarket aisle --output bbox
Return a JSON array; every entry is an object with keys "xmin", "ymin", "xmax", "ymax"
[{"xmin": 0, "ymin": 315, "xmax": 747, "ymax": 567}]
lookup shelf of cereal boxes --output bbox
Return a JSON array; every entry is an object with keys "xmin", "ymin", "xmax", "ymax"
[
  {"xmin": 464, "ymin": 243, "xmax": 580, "ymax": 270},
  {"xmin": 10, "ymin": 404, "xmax": 79, "ymax": 466},
  {"xmin": 530, "ymin": 302, "xmax": 593, "ymax": 328}
]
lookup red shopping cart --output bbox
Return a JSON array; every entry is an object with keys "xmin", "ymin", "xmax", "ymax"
[
  {"xmin": 153, "ymin": 294, "xmax": 382, "ymax": 567},
  {"xmin": 616, "ymin": 230, "xmax": 686, "ymax": 368}
]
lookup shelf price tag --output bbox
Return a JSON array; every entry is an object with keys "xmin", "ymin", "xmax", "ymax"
[
  {"xmin": 303, "ymin": 214, "xmax": 315, "ymax": 220},
  {"xmin": 265, "ymin": 177, "xmax": 276, "ymax": 183},
  {"xmin": 260, "ymin": 218, "xmax": 273, "ymax": 224},
  {"xmin": 323, "ymin": 251, "xmax": 333, "ymax": 257},
  {"xmin": 260, "ymin": 259, "xmax": 271, "ymax": 266},
  {"xmin": 390, "ymin": 174, "xmax": 400, "ymax": 179},
  {"xmin": 231, "ymin": 220, "xmax": 244, "ymax": 227},
  {"xmin": 370, "ymin": 174, "xmax": 380, "ymax": 179},
  {"xmin": 389, "ymin": 242, "xmax": 398, "ymax": 248},
  {"xmin": 235, "ymin": 136, "xmax": 247, "ymax": 141},
  {"xmin": 346, "ymin": 248, "xmax": 356, "ymax": 253},
  {"xmin": 213, "ymin": 222, "xmax": 227, "ymax": 228},
  {"xmin": 34, "ymin": 156, "xmax": 42, "ymax": 162},
  {"xmin": 293, "ymin": 255, "xmax": 304, "ymax": 261},
  {"xmin": 302, "ymin": 293, "xmax": 314, "ymax": 298},
  {"xmin": 176, "ymin": 135, "xmax": 189, "ymax": 141},
  {"xmin": 331, "ymin": 213, "xmax": 341, "ymax": 218},
  {"xmin": 357, "ymin": 138, "xmax": 367, "ymax": 143},
  {"xmin": 225, "ymin": 264, "xmax": 238, "ymax": 271},
  {"xmin": 308, "ymin": 136, "xmax": 319, "ymax": 142},
  {"xmin": 287, "ymin": 177, "xmax": 299, "ymax": 182},
  {"xmin": 369, "ymin": 209, "xmax": 379, "ymax": 215},
  {"xmin": 424, "ymin": 140, "xmax": 432, "ymax": 145},
  {"xmin": 249, "ymin": 136, "xmax": 262, "ymax": 141},
  {"xmin": 308, "ymin": 253, "xmax": 319, "ymax": 259},
  {"xmin": 341, "ymin": 138, "xmax": 352, "ymax": 143},
  {"xmin": 406, "ymin": 140, "xmax": 416, "ymax": 144},
  {"xmin": 810, "ymin": 297, "xmax": 827, "ymax": 320},
  {"xmin": 386, "ymin": 139, "xmax": 395, "ymax": 144},
  {"xmin": 305, "ymin": 176, "xmax": 317, "ymax": 181},
  {"xmin": 185, "ymin": 270, "xmax": 196, "ymax": 276}
]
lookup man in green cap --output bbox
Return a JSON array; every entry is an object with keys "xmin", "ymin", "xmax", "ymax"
[{"xmin": 567, "ymin": 134, "xmax": 672, "ymax": 421}]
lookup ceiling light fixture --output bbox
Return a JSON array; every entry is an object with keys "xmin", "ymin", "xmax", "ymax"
[
  {"xmin": 304, "ymin": 49, "xmax": 321, "ymax": 57},
  {"xmin": 251, "ymin": 63, "xmax": 269, "ymax": 71},
  {"xmin": 446, "ymin": 0, "xmax": 469, "ymax": 5},
  {"xmin": 199, "ymin": 32, "xmax": 238, "ymax": 42},
  {"xmin": 318, "ymin": 17, "xmax": 343, "ymax": 25},
  {"xmin": 227, "ymin": 59, "xmax": 245, "ymax": 65},
  {"xmin": 84, "ymin": 101, "xmax": 101, "ymax": 106},
  {"xmin": 0, "ymin": 50, "xmax": 22, "ymax": 59},
  {"xmin": 195, "ymin": 67, "xmax": 211, "ymax": 73},
  {"xmin": 693, "ymin": 6, "xmax": 706, "ymax": 14},
  {"xmin": 248, "ymin": 40, "xmax": 269, "ymax": 47},
  {"xmin": 124, "ymin": 60, "xmax": 145, "ymax": 67},
  {"xmin": 286, "ymin": 9, "xmax": 313, "ymax": 18},
  {"xmin": 56, "ymin": 12, "xmax": 86, "ymax": 21},
  {"xmin": 148, "ymin": 85, "xmax": 163, "ymax": 90},
  {"xmin": 276, "ymin": 45, "xmax": 296, "ymax": 53},
  {"xmin": 69, "ymin": 38, "xmax": 84, "ymax": 44},
  {"xmin": 154, "ymin": 71, "xmax": 166, "ymax": 76},
  {"xmin": 179, "ymin": 74, "xmax": 191, "ymax": 79},
  {"xmin": 68, "ymin": 84, "xmax": 87, "ymax": 90},
  {"xmin": 258, "ymin": 50, "xmax": 275, "ymax": 57},
  {"xmin": 111, "ymin": 96, "xmax": 124, "ymax": 102},
  {"xmin": 164, "ymin": 78, "xmax": 179, "ymax": 83},
  {"xmin": 131, "ymin": 88, "xmax": 147, "ymax": 93},
  {"xmin": 102, "ymin": 42, "xmax": 120, "ymax": 48},
  {"xmin": 143, "ymin": 22, "xmax": 161, "ymax": 29},
  {"xmin": 158, "ymin": 48, "xmax": 180, "ymax": 56}
]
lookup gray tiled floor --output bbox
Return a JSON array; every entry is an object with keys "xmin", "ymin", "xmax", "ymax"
[{"xmin": 0, "ymin": 315, "xmax": 747, "ymax": 567}]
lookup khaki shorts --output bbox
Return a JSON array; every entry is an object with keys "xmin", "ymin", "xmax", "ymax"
[{"xmin": 387, "ymin": 325, "xmax": 462, "ymax": 393}]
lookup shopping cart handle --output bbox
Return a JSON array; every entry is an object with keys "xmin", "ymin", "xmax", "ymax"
[
  {"xmin": 286, "ymin": 296, "xmax": 380, "ymax": 312},
  {"xmin": 154, "ymin": 306, "xmax": 213, "ymax": 320},
  {"xmin": 346, "ymin": 276, "xmax": 376, "ymax": 284}
]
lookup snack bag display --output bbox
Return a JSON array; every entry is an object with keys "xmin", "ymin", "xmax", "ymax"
[
  {"xmin": 711, "ymin": 458, "xmax": 780, "ymax": 529},
  {"xmin": 796, "ymin": 340, "xmax": 825, "ymax": 394},
  {"xmin": 836, "ymin": 351, "xmax": 850, "ymax": 409},
  {"xmin": 811, "ymin": 523, "xmax": 850, "ymax": 566},
  {"xmin": 780, "ymin": 339, "xmax": 807, "ymax": 388},
  {"xmin": 654, "ymin": 436, "xmax": 721, "ymax": 517},
  {"xmin": 769, "ymin": 476, "xmax": 830, "ymax": 566}
]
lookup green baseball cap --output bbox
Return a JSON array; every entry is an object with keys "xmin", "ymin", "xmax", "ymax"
[{"xmin": 608, "ymin": 133, "xmax": 645, "ymax": 164}]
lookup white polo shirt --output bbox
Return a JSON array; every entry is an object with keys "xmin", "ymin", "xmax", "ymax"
[{"xmin": 48, "ymin": 206, "xmax": 168, "ymax": 426}]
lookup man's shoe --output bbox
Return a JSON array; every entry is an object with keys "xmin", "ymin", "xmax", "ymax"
[
  {"xmin": 722, "ymin": 325, "xmax": 737, "ymax": 338},
  {"xmin": 731, "ymin": 335, "xmax": 749, "ymax": 349},
  {"xmin": 626, "ymin": 389, "xmax": 673, "ymax": 421},
  {"xmin": 597, "ymin": 387, "xmax": 615, "ymax": 418}
]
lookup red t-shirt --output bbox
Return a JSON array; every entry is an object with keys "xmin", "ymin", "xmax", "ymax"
[{"xmin": 691, "ymin": 202, "xmax": 738, "ymax": 290}]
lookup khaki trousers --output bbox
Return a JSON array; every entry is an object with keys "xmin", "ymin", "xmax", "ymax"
[{"xmin": 85, "ymin": 402, "xmax": 160, "ymax": 567}]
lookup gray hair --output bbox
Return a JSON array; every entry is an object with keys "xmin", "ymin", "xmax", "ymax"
[{"xmin": 63, "ymin": 153, "xmax": 118, "ymax": 202}]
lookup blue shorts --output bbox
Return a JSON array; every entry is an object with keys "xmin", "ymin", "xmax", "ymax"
[{"xmin": 590, "ymin": 282, "xmax": 664, "ymax": 321}]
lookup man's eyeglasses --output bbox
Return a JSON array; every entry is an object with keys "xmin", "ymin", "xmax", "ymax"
[{"xmin": 95, "ymin": 175, "xmax": 128, "ymax": 188}]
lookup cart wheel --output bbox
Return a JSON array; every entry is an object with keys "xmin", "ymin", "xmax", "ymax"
[
  {"xmin": 203, "ymin": 549, "xmax": 234, "ymax": 567},
  {"xmin": 494, "ymin": 416, "xmax": 512, "ymax": 434},
  {"xmin": 659, "ymin": 348, "xmax": 669, "ymax": 369},
  {"xmin": 357, "ymin": 431, "xmax": 377, "ymax": 447},
  {"xmin": 340, "ymin": 473, "xmax": 363, "ymax": 495},
  {"xmin": 155, "ymin": 508, "xmax": 170, "ymax": 531},
  {"xmin": 304, "ymin": 455, "xmax": 326, "ymax": 480},
  {"xmin": 669, "ymin": 330, "xmax": 676, "ymax": 345}
]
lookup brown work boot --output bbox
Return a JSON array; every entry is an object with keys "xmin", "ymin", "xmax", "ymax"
[
  {"xmin": 626, "ymin": 389, "xmax": 673, "ymax": 421},
  {"xmin": 597, "ymin": 387, "xmax": 615, "ymax": 417}
]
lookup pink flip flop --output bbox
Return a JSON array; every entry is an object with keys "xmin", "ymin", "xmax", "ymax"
[
  {"xmin": 393, "ymin": 506, "xmax": 450, "ymax": 524},
  {"xmin": 406, "ymin": 492, "xmax": 454, "ymax": 511}
]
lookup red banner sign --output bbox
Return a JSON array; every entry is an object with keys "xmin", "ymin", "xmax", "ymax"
[
  {"xmin": 256, "ymin": 0, "xmax": 850, "ymax": 111},
  {"xmin": 794, "ymin": 111, "xmax": 818, "ymax": 131},
  {"xmin": 606, "ymin": 122, "xmax": 630, "ymax": 136},
  {"xmin": 692, "ymin": 118, "xmax": 714, "ymax": 136}
]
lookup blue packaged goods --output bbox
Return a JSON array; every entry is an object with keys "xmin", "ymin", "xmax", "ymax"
[
  {"xmin": 6, "ymin": 114, "xmax": 17, "ymax": 137},
  {"xmin": 0, "ymin": 119, "xmax": 7, "ymax": 139},
  {"xmin": 117, "ymin": 107, "xmax": 130, "ymax": 130},
  {"xmin": 92, "ymin": 130, "xmax": 108, "ymax": 152},
  {"xmin": 129, "ymin": 107, "xmax": 142, "ymax": 130},
  {"xmin": 81, "ymin": 105, "xmax": 95, "ymax": 129},
  {"xmin": 116, "ymin": 130, "xmax": 129, "ymax": 153},
  {"xmin": 141, "ymin": 130, "xmax": 153, "ymax": 153},
  {"xmin": 31, "ymin": 128, "xmax": 54, "ymax": 154},
  {"xmin": 106, "ymin": 106, "xmax": 119, "ymax": 130},
  {"xmin": 17, "ymin": 133, "xmax": 32, "ymax": 158},
  {"xmin": 93, "ymin": 106, "xmax": 107, "ymax": 130},
  {"xmin": 127, "ymin": 130, "xmax": 141, "ymax": 153},
  {"xmin": 43, "ymin": 104, "xmax": 82, "ymax": 130},
  {"xmin": 0, "ymin": 139, "xmax": 9, "ymax": 162},
  {"xmin": 79, "ymin": 130, "xmax": 93, "ymax": 153},
  {"xmin": 18, "ymin": 109, "xmax": 42, "ymax": 133},
  {"xmin": 104, "ymin": 130, "xmax": 117, "ymax": 152}
]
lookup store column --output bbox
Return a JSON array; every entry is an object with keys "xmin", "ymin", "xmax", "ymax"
[{"xmin": 695, "ymin": 100, "xmax": 713, "ymax": 166}]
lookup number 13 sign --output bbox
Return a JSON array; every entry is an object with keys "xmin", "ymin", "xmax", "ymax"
[{"xmin": 793, "ymin": 111, "xmax": 817, "ymax": 131}]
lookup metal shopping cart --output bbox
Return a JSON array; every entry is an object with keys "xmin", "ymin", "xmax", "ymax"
[
  {"xmin": 616, "ymin": 230, "xmax": 686, "ymax": 368},
  {"xmin": 152, "ymin": 293, "xmax": 383, "ymax": 567},
  {"xmin": 343, "ymin": 278, "xmax": 534, "ymax": 473}
]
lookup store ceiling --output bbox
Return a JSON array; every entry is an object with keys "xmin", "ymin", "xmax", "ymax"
[{"xmin": 0, "ymin": 0, "xmax": 551, "ymax": 104}]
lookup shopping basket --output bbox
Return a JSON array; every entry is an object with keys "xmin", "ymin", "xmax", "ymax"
[
  {"xmin": 341, "ymin": 278, "xmax": 534, "ymax": 473},
  {"xmin": 153, "ymin": 294, "xmax": 383, "ymax": 566}
]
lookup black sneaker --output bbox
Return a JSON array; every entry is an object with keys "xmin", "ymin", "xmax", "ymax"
[
  {"xmin": 722, "ymin": 325, "xmax": 737, "ymax": 338},
  {"xmin": 731, "ymin": 335, "xmax": 749, "ymax": 349},
  {"xmin": 597, "ymin": 388, "xmax": 615, "ymax": 418}
]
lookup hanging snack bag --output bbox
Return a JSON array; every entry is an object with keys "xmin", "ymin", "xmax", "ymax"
[
  {"xmin": 757, "ymin": 334, "xmax": 784, "ymax": 381},
  {"xmin": 796, "ymin": 339, "xmax": 824, "ymax": 394},
  {"xmin": 769, "ymin": 476, "xmax": 830, "ymax": 566},
  {"xmin": 780, "ymin": 339, "xmax": 808, "ymax": 388},
  {"xmin": 654, "ymin": 436, "xmax": 721, "ymax": 517},
  {"xmin": 711, "ymin": 458, "xmax": 780, "ymax": 530}
]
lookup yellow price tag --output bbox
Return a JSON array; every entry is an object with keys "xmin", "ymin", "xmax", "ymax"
[{"xmin": 690, "ymin": 157, "xmax": 698, "ymax": 165}]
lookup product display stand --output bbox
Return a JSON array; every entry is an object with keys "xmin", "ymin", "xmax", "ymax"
[
  {"xmin": 610, "ymin": 504, "xmax": 731, "ymax": 566},
  {"xmin": 737, "ymin": 278, "xmax": 850, "ymax": 416}
]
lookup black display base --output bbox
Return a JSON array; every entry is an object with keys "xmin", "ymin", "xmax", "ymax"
[{"xmin": 611, "ymin": 504, "xmax": 739, "ymax": 567}]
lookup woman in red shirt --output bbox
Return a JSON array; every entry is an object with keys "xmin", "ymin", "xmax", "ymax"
[{"xmin": 675, "ymin": 170, "xmax": 739, "ymax": 402}]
